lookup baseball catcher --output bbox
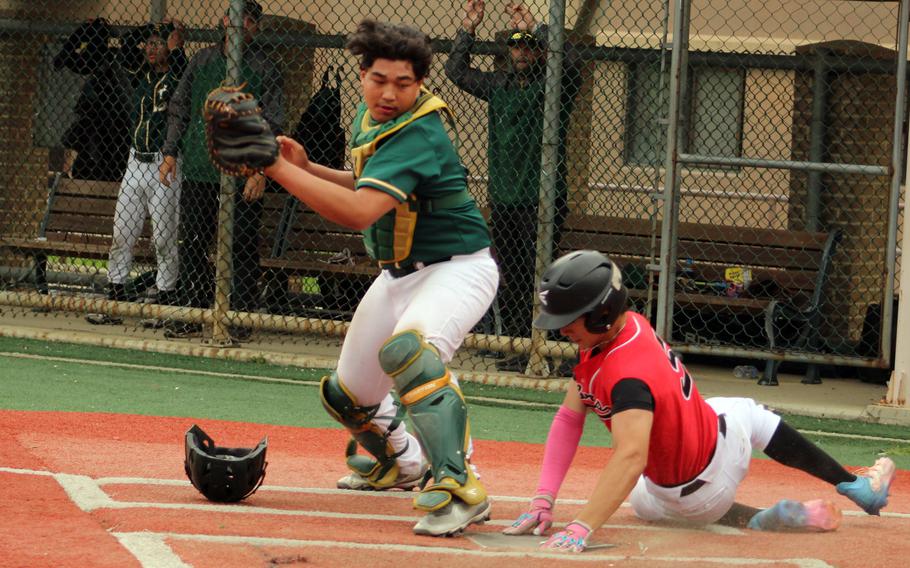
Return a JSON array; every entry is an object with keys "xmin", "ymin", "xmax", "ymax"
[
  {"xmin": 203, "ymin": 85, "xmax": 278, "ymax": 177},
  {"xmin": 260, "ymin": 20, "xmax": 499, "ymax": 538}
]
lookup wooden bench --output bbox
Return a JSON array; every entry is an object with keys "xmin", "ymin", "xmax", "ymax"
[
  {"xmin": 0, "ymin": 176, "xmax": 371, "ymax": 313},
  {"xmin": 259, "ymin": 191, "xmax": 377, "ymax": 316},
  {"xmin": 559, "ymin": 213, "xmax": 843, "ymax": 385},
  {"xmin": 0, "ymin": 173, "xmax": 155, "ymax": 294}
]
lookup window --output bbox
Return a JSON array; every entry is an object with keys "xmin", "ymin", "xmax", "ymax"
[{"xmin": 625, "ymin": 63, "xmax": 745, "ymax": 167}]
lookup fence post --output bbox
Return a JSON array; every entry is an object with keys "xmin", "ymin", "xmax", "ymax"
[
  {"xmin": 210, "ymin": 0, "xmax": 244, "ymax": 345},
  {"xmin": 149, "ymin": 0, "xmax": 166, "ymax": 23},
  {"xmin": 655, "ymin": 0, "xmax": 691, "ymax": 339},
  {"xmin": 882, "ymin": 0, "xmax": 910, "ymax": 409},
  {"xmin": 527, "ymin": 0, "xmax": 567, "ymax": 376}
]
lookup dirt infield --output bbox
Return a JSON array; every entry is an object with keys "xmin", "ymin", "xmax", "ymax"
[{"xmin": 1, "ymin": 410, "xmax": 908, "ymax": 567}]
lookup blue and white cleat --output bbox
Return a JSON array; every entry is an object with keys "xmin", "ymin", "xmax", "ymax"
[
  {"xmin": 836, "ymin": 457, "xmax": 896, "ymax": 516},
  {"xmin": 747, "ymin": 499, "xmax": 841, "ymax": 532}
]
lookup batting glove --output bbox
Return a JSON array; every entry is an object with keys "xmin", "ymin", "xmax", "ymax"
[
  {"xmin": 503, "ymin": 494, "xmax": 554, "ymax": 536},
  {"xmin": 540, "ymin": 520, "xmax": 591, "ymax": 553}
]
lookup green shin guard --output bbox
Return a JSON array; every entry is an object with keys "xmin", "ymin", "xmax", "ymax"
[
  {"xmin": 319, "ymin": 374, "xmax": 406, "ymax": 488},
  {"xmin": 379, "ymin": 330, "xmax": 487, "ymax": 511}
]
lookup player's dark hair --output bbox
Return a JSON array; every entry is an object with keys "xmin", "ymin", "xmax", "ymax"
[{"xmin": 346, "ymin": 19, "xmax": 433, "ymax": 79}]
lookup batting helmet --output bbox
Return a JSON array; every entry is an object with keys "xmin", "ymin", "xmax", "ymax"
[
  {"xmin": 184, "ymin": 425, "xmax": 268, "ymax": 503},
  {"xmin": 534, "ymin": 250, "xmax": 628, "ymax": 333}
]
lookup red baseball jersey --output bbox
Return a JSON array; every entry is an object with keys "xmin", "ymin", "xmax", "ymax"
[{"xmin": 573, "ymin": 312, "xmax": 718, "ymax": 486}]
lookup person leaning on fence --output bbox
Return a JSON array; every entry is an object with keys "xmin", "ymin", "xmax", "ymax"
[
  {"xmin": 53, "ymin": 17, "xmax": 132, "ymax": 182},
  {"xmin": 159, "ymin": 0, "xmax": 284, "ymax": 341},
  {"xmin": 445, "ymin": 1, "xmax": 583, "ymax": 373},
  {"xmin": 503, "ymin": 249, "xmax": 897, "ymax": 553},
  {"xmin": 85, "ymin": 20, "xmax": 187, "ymax": 326},
  {"xmin": 263, "ymin": 19, "xmax": 499, "ymax": 537}
]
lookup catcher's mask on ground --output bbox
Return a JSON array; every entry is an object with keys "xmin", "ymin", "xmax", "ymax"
[{"xmin": 184, "ymin": 424, "xmax": 268, "ymax": 502}]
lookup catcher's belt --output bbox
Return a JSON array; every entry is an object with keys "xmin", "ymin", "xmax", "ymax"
[{"xmin": 382, "ymin": 256, "xmax": 452, "ymax": 279}]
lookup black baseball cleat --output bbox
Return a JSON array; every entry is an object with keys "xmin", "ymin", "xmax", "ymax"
[
  {"xmin": 85, "ymin": 313, "xmax": 123, "ymax": 325},
  {"xmin": 164, "ymin": 321, "xmax": 203, "ymax": 338}
]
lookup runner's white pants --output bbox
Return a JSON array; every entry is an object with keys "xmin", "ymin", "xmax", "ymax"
[
  {"xmin": 336, "ymin": 248, "xmax": 499, "ymax": 475},
  {"xmin": 630, "ymin": 396, "xmax": 782, "ymax": 523},
  {"xmin": 107, "ymin": 149, "xmax": 181, "ymax": 291}
]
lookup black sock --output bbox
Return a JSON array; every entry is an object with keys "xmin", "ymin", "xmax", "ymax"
[{"xmin": 763, "ymin": 421, "xmax": 856, "ymax": 486}]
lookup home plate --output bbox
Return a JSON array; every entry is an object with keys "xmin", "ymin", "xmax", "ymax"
[{"xmin": 468, "ymin": 533, "xmax": 617, "ymax": 551}]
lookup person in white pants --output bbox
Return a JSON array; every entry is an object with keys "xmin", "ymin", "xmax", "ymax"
[
  {"xmin": 87, "ymin": 21, "xmax": 186, "ymax": 324},
  {"xmin": 107, "ymin": 149, "xmax": 181, "ymax": 301},
  {"xmin": 264, "ymin": 21, "xmax": 499, "ymax": 537}
]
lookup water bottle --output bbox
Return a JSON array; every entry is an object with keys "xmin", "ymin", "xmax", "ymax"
[
  {"xmin": 678, "ymin": 258, "xmax": 697, "ymax": 291},
  {"xmin": 680, "ymin": 258, "xmax": 696, "ymax": 278},
  {"xmin": 733, "ymin": 365, "xmax": 760, "ymax": 379}
]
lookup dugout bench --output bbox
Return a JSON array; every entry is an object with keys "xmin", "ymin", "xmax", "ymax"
[
  {"xmin": 0, "ymin": 173, "xmax": 156, "ymax": 295},
  {"xmin": 259, "ymin": 192, "xmax": 377, "ymax": 316},
  {"xmin": 558, "ymin": 213, "xmax": 843, "ymax": 386},
  {"xmin": 0, "ymin": 175, "xmax": 372, "ymax": 314}
]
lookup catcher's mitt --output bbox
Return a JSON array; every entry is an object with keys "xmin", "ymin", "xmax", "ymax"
[{"xmin": 203, "ymin": 85, "xmax": 278, "ymax": 177}]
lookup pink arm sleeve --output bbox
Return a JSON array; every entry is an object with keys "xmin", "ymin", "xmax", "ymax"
[{"xmin": 535, "ymin": 404, "xmax": 586, "ymax": 499}]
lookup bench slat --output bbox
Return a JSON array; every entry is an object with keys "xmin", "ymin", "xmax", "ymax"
[
  {"xmin": 559, "ymin": 231, "xmax": 823, "ymax": 271},
  {"xmin": 564, "ymin": 214, "xmax": 829, "ymax": 250},
  {"xmin": 260, "ymin": 256, "xmax": 379, "ymax": 276},
  {"xmin": 627, "ymin": 288, "xmax": 771, "ymax": 311},
  {"xmin": 55, "ymin": 178, "xmax": 121, "ymax": 198},
  {"xmin": 45, "ymin": 214, "xmax": 116, "ymax": 235},
  {"xmin": 3, "ymin": 237, "xmax": 154, "ymax": 259},
  {"xmin": 50, "ymin": 196, "xmax": 117, "ymax": 216},
  {"xmin": 280, "ymin": 232, "xmax": 367, "ymax": 254}
]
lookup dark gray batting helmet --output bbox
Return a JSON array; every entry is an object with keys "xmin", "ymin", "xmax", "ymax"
[{"xmin": 534, "ymin": 250, "xmax": 629, "ymax": 333}]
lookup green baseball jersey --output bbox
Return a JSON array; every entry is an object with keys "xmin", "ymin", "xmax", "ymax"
[{"xmin": 351, "ymin": 97, "xmax": 491, "ymax": 265}]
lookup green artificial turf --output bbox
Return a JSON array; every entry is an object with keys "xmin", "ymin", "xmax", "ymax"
[{"xmin": 1, "ymin": 335, "xmax": 907, "ymax": 469}]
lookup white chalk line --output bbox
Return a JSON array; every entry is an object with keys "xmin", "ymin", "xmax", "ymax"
[
  {"xmin": 5, "ymin": 465, "xmax": 891, "ymax": 568},
  {"xmin": 110, "ymin": 531, "xmax": 837, "ymax": 567},
  {"xmin": 2, "ymin": 466, "xmax": 906, "ymax": 522}
]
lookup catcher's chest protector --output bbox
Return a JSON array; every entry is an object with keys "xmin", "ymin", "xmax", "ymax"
[{"xmin": 351, "ymin": 92, "xmax": 451, "ymax": 264}]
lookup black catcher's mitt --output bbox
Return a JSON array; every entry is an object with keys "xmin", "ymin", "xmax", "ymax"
[{"xmin": 203, "ymin": 85, "xmax": 278, "ymax": 177}]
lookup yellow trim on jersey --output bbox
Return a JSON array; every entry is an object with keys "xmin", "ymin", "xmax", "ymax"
[
  {"xmin": 389, "ymin": 199, "xmax": 418, "ymax": 263},
  {"xmin": 358, "ymin": 177, "xmax": 408, "ymax": 201},
  {"xmin": 350, "ymin": 92, "xmax": 449, "ymax": 179}
]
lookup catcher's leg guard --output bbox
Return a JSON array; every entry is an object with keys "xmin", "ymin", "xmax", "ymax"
[
  {"xmin": 320, "ymin": 373, "xmax": 407, "ymax": 489},
  {"xmin": 379, "ymin": 330, "xmax": 487, "ymax": 512}
]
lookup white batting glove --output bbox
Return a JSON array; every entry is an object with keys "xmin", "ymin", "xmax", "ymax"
[{"xmin": 503, "ymin": 494, "xmax": 554, "ymax": 536}]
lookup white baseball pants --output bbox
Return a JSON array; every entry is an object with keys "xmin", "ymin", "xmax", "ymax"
[
  {"xmin": 630, "ymin": 396, "xmax": 782, "ymax": 523},
  {"xmin": 107, "ymin": 149, "xmax": 181, "ymax": 291},
  {"xmin": 336, "ymin": 248, "xmax": 499, "ymax": 475}
]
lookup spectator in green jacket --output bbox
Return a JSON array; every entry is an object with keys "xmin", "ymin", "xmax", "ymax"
[
  {"xmin": 159, "ymin": 0, "xmax": 284, "ymax": 340},
  {"xmin": 445, "ymin": 1, "xmax": 582, "ymax": 373}
]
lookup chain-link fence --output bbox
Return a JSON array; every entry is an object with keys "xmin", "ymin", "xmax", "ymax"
[{"xmin": 0, "ymin": 0, "xmax": 905, "ymax": 381}]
